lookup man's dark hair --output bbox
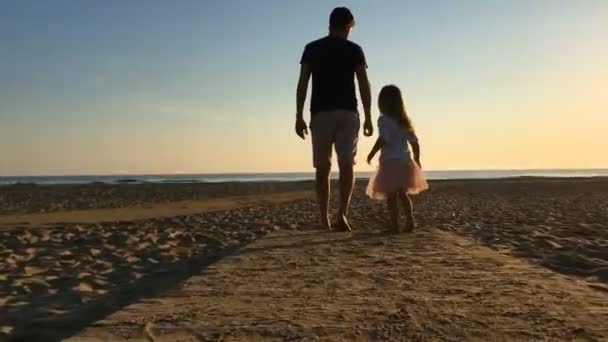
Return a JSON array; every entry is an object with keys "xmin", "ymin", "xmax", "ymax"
[{"xmin": 329, "ymin": 7, "xmax": 354, "ymax": 30}]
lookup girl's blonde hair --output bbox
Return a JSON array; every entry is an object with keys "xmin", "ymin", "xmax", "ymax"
[{"xmin": 378, "ymin": 85, "xmax": 414, "ymax": 131}]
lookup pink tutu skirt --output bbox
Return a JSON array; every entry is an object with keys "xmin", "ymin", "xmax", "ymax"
[{"xmin": 366, "ymin": 159, "xmax": 429, "ymax": 200}]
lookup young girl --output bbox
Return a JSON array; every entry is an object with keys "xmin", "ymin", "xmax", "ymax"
[{"xmin": 366, "ymin": 85, "xmax": 429, "ymax": 233}]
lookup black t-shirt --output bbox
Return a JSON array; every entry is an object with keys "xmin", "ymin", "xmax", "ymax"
[{"xmin": 300, "ymin": 36, "xmax": 367, "ymax": 115}]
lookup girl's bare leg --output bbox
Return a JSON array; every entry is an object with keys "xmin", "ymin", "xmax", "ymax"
[
  {"xmin": 399, "ymin": 191, "xmax": 415, "ymax": 232},
  {"xmin": 387, "ymin": 193, "xmax": 400, "ymax": 233}
]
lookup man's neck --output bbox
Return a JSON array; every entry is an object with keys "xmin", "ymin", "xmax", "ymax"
[{"xmin": 328, "ymin": 31, "xmax": 348, "ymax": 40}]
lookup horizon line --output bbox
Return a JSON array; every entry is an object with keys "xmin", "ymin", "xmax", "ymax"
[{"xmin": 2, "ymin": 167, "xmax": 608, "ymax": 178}]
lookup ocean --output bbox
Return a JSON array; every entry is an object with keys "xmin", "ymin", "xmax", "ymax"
[{"xmin": 0, "ymin": 169, "xmax": 607, "ymax": 185}]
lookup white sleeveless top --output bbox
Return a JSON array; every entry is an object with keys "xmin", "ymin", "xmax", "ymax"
[{"xmin": 378, "ymin": 115, "xmax": 418, "ymax": 161}]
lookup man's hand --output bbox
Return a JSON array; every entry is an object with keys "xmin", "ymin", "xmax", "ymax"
[
  {"xmin": 295, "ymin": 117, "xmax": 308, "ymax": 140},
  {"xmin": 363, "ymin": 118, "xmax": 373, "ymax": 137}
]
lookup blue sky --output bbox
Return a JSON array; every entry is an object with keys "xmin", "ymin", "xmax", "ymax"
[{"xmin": 1, "ymin": 0, "xmax": 606, "ymax": 175}]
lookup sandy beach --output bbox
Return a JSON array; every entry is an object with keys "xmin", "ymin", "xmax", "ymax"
[
  {"xmin": 1, "ymin": 178, "xmax": 607, "ymax": 340},
  {"xmin": 0, "ymin": 181, "xmax": 315, "ymax": 215}
]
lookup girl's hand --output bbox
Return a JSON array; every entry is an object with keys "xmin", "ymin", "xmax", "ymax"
[
  {"xmin": 415, "ymin": 159, "xmax": 422, "ymax": 168},
  {"xmin": 367, "ymin": 154, "xmax": 374, "ymax": 165}
]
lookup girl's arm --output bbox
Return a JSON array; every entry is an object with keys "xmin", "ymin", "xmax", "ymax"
[
  {"xmin": 411, "ymin": 141, "xmax": 421, "ymax": 167},
  {"xmin": 367, "ymin": 137, "xmax": 383, "ymax": 164}
]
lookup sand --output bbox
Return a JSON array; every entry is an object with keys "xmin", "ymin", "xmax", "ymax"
[
  {"xmin": 0, "ymin": 181, "xmax": 314, "ymax": 215},
  {"xmin": 1, "ymin": 178, "xmax": 607, "ymax": 341},
  {"xmin": 0, "ymin": 191, "xmax": 314, "ymax": 228}
]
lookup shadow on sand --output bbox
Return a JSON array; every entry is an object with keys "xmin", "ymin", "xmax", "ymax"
[{"xmin": 0, "ymin": 207, "xmax": 291, "ymax": 341}]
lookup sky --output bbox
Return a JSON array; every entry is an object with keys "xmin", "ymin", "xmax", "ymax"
[{"xmin": 1, "ymin": 0, "xmax": 606, "ymax": 176}]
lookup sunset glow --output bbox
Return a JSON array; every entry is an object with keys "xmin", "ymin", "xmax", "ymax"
[{"xmin": 1, "ymin": 0, "xmax": 606, "ymax": 175}]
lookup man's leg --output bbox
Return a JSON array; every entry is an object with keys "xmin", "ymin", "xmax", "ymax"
[
  {"xmin": 310, "ymin": 113, "xmax": 334, "ymax": 229},
  {"xmin": 336, "ymin": 160, "xmax": 355, "ymax": 230},
  {"xmin": 335, "ymin": 111, "xmax": 360, "ymax": 231},
  {"xmin": 316, "ymin": 166, "xmax": 331, "ymax": 229}
]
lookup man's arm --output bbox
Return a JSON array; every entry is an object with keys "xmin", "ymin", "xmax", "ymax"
[
  {"xmin": 295, "ymin": 63, "xmax": 312, "ymax": 139},
  {"xmin": 355, "ymin": 65, "xmax": 373, "ymax": 136},
  {"xmin": 296, "ymin": 63, "xmax": 312, "ymax": 119},
  {"xmin": 355, "ymin": 65, "xmax": 371, "ymax": 120}
]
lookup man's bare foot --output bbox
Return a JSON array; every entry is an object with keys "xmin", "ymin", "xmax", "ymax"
[
  {"xmin": 321, "ymin": 216, "xmax": 331, "ymax": 230},
  {"xmin": 404, "ymin": 218, "xmax": 416, "ymax": 233},
  {"xmin": 332, "ymin": 214, "xmax": 352, "ymax": 232},
  {"xmin": 393, "ymin": 223, "xmax": 401, "ymax": 234}
]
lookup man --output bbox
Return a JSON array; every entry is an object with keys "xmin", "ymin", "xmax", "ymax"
[{"xmin": 295, "ymin": 7, "xmax": 373, "ymax": 231}]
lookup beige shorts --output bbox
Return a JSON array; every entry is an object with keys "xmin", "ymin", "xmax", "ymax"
[{"xmin": 310, "ymin": 110, "xmax": 360, "ymax": 169}]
